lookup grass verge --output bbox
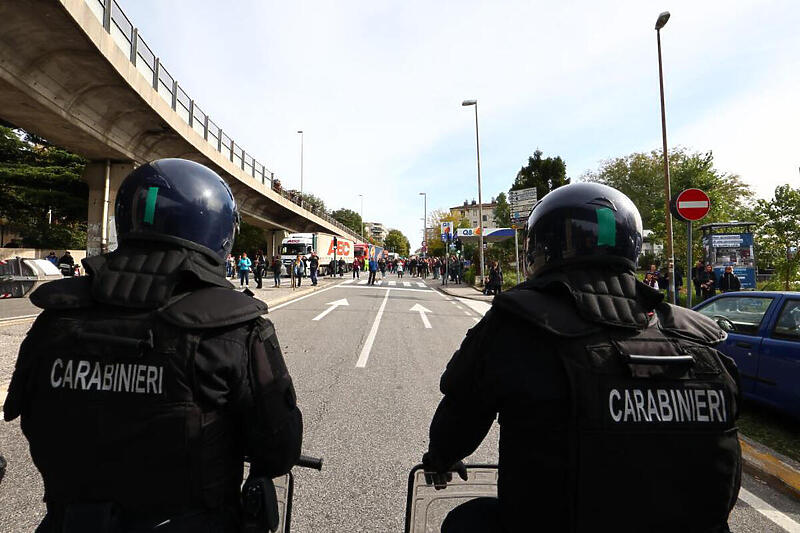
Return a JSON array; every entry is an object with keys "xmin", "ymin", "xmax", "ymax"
[{"xmin": 738, "ymin": 402, "xmax": 800, "ymax": 464}]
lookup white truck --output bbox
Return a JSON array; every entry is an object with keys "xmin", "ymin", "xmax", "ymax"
[{"xmin": 280, "ymin": 233, "xmax": 355, "ymax": 276}]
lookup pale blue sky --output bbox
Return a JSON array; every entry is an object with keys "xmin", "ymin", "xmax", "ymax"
[{"xmin": 122, "ymin": 0, "xmax": 799, "ymax": 246}]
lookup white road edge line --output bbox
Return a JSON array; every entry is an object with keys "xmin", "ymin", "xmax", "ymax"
[
  {"xmin": 356, "ymin": 289, "xmax": 391, "ymax": 368},
  {"xmin": 270, "ymin": 283, "xmax": 345, "ymax": 311},
  {"xmin": 738, "ymin": 487, "xmax": 800, "ymax": 532}
]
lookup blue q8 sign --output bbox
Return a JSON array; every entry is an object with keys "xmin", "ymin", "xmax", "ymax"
[{"xmin": 701, "ymin": 233, "xmax": 756, "ymax": 289}]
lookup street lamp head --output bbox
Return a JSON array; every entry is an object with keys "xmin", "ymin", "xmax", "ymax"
[
  {"xmin": 419, "ymin": 192, "xmax": 425, "ymax": 196},
  {"xmin": 461, "ymin": 99, "xmax": 477, "ymax": 106},
  {"xmin": 655, "ymin": 11, "xmax": 670, "ymax": 30},
  {"xmin": 297, "ymin": 130, "xmax": 303, "ymax": 134}
]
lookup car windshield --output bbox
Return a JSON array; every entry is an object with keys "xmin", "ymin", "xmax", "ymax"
[
  {"xmin": 281, "ymin": 243, "xmax": 307, "ymax": 255},
  {"xmin": 696, "ymin": 296, "xmax": 774, "ymax": 336}
]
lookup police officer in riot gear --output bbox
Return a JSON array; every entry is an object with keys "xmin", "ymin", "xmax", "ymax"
[
  {"xmin": 4, "ymin": 159, "xmax": 302, "ymax": 532},
  {"xmin": 423, "ymin": 182, "xmax": 741, "ymax": 533}
]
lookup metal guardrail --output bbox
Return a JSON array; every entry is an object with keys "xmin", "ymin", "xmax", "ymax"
[{"xmin": 85, "ymin": 0, "xmax": 357, "ymax": 239}]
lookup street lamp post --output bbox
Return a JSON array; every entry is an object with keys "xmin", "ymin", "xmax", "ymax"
[
  {"xmin": 419, "ymin": 192, "xmax": 427, "ymax": 256},
  {"xmin": 297, "ymin": 130, "xmax": 304, "ymax": 208},
  {"xmin": 462, "ymin": 99, "xmax": 485, "ymax": 286},
  {"xmin": 358, "ymin": 194, "xmax": 365, "ymax": 241},
  {"xmin": 655, "ymin": 11, "xmax": 676, "ymax": 304}
]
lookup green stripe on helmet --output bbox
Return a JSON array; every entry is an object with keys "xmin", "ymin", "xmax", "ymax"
[
  {"xmin": 143, "ymin": 186, "xmax": 159, "ymax": 224},
  {"xmin": 596, "ymin": 207, "xmax": 616, "ymax": 247}
]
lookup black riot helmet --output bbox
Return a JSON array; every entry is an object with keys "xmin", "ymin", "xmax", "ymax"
[
  {"xmin": 524, "ymin": 182, "xmax": 643, "ymax": 278},
  {"xmin": 115, "ymin": 159, "xmax": 239, "ymax": 260}
]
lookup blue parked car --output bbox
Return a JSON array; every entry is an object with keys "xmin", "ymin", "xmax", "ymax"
[{"xmin": 693, "ymin": 291, "xmax": 800, "ymax": 419}]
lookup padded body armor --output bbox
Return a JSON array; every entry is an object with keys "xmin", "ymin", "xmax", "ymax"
[
  {"xmin": 3, "ymin": 241, "xmax": 289, "ymax": 528},
  {"xmin": 429, "ymin": 268, "xmax": 742, "ymax": 533}
]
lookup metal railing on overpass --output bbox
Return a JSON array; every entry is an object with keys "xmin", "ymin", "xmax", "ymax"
[{"xmin": 85, "ymin": 0, "xmax": 357, "ymax": 239}]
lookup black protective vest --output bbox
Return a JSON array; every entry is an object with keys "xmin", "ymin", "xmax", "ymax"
[
  {"xmin": 493, "ymin": 270, "xmax": 741, "ymax": 532},
  {"xmin": 6, "ymin": 242, "xmax": 266, "ymax": 519}
]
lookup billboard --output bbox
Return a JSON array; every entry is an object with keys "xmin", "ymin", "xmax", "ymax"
[{"xmin": 701, "ymin": 232, "xmax": 756, "ymax": 289}]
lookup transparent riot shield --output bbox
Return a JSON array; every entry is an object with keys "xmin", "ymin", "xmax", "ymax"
[
  {"xmin": 243, "ymin": 455, "xmax": 322, "ymax": 533},
  {"xmin": 404, "ymin": 464, "xmax": 498, "ymax": 533}
]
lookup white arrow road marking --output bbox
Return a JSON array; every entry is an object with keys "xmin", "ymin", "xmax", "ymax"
[
  {"xmin": 410, "ymin": 303, "xmax": 432, "ymax": 329},
  {"xmin": 312, "ymin": 298, "xmax": 349, "ymax": 321},
  {"xmin": 416, "ymin": 282, "xmax": 426, "ymax": 287},
  {"xmin": 389, "ymin": 281, "xmax": 396, "ymax": 286},
  {"xmin": 356, "ymin": 289, "xmax": 391, "ymax": 368}
]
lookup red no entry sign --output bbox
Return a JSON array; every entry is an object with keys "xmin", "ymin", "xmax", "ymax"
[{"xmin": 673, "ymin": 188, "xmax": 710, "ymax": 221}]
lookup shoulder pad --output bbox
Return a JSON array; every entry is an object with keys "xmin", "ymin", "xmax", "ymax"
[
  {"xmin": 29, "ymin": 277, "xmax": 94, "ymax": 310},
  {"xmin": 160, "ymin": 287, "xmax": 267, "ymax": 329},
  {"xmin": 654, "ymin": 302, "xmax": 727, "ymax": 345},
  {"xmin": 492, "ymin": 287, "xmax": 602, "ymax": 338}
]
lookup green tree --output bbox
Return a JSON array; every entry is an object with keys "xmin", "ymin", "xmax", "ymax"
[
  {"xmin": 0, "ymin": 126, "xmax": 88, "ymax": 248},
  {"xmin": 300, "ymin": 192, "xmax": 327, "ymax": 215},
  {"xmin": 512, "ymin": 149, "xmax": 569, "ymax": 198},
  {"xmin": 330, "ymin": 208, "xmax": 363, "ymax": 237},
  {"xmin": 231, "ymin": 220, "xmax": 269, "ymax": 257},
  {"xmin": 584, "ymin": 148, "xmax": 754, "ymax": 268},
  {"xmin": 753, "ymin": 185, "xmax": 800, "ymax": 290},
  {"xmin": 493, "ymin": 192, "xmax": 511, "ymax": 227},
  {"xmin": 384, "ymin": 229, "xmax": 410, "ymax": 256}
]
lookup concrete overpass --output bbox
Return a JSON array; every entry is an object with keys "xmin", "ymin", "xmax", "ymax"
[{"xmin": 0, "ymin": 0, "xmax": 361, "ymax": 256}]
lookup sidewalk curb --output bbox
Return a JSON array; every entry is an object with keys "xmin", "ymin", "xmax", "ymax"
[
  {"xmin": 260, "ymin": 280, "xmax": 342, "ymax": 311},
  {"xmin": 740, "ymin": 435, "xmax": 800, "ymax": 502},
  {"xmin": 438, "ymin": 285, "xmax": 494, "ymax": 303}
]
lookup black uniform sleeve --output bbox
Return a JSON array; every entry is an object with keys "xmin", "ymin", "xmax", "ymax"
[
  {"xmin": 243, "ymin": 318, "xmax": 303, "ymax": 477},
  {"xmin": 425, "ymin": 312, "xmax": 498, "ymax": 473}
]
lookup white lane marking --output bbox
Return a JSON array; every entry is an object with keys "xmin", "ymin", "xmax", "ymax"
[
  {"xmin": 356, "ymin": 289, "xmax": 391, "ymax": 368},
  {"xmin": 338, "ymin": 285, "xmax": 433, "ymax": 293},
  {"xmin": 738, "ymin": 487, "xmax": 800, "ymax": 532},
  {"xmin": 389, "ymin": 281, "xmax": 396, "ymax": 286},
  {"xmin": 311, "ymin": 298, "xmax": 349, "ymax": 321},
  {"xmin": 463, "ymin": 309, "xmax": 472, "ymax": 316},
  {"xmin": 342, "ymin": 279, "xmax": 354, "ymax": 284},
  {"xmin": 0, "ymin": 387, "xmax": 7, "ymax": 418},
  {"xmin": 472, "ymin": 317, "xmax": 480, "ymax": 323},
  {"xmin": 375, "ymin": 280, "xmax": 383, "ymax": 286},
  {"xmin": 410, "ymin": 303, "xmax": 432, "ymax": 329},
  {"xmin": 403, "ymin": 282, "xmax": 411, "ymax": 287},
  {"xmin": 416, "ymin": 282, "xmax": 426, "ymax": 288},
  {"xmin": 455, "ymin": 305, "xmax": 464, "ymax": 310},
  {"xmin": 456, "ymin": 297, "xmax": 491, "ymax": 316},
  {"xmin": 0, "ymin": 314, "xmax": 40, "ymax": 327},
  {"xmin": 358, "ymin": 280, "xmax": 368, "ymax": 285},
  {"xmin": 270, "ymin": 283, "xmax": 346, "ymax": 311}
]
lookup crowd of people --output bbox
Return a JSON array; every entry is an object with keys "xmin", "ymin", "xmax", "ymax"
[{"xmin": 641, "ymin": 260, "xmax": 742, "ymax": 301}]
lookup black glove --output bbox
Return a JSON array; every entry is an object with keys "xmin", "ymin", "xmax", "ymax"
[{"xmin": 422, "ymin": 452, "xmax": 468, "ymax": 490}]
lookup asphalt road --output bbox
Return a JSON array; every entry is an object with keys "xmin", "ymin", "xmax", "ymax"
[{"xmin": 1, "ymin": 275, "xmax": 799, "ymax": 532}]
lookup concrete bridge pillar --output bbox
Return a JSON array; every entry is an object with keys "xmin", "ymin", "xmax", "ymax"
[
  {"xmin": 263, "ymin": 229, "xmax": 286, "ymax": 261},
  {"xmin": 84, "ymin": 161, "xmax": 135, "ymax": 257}
]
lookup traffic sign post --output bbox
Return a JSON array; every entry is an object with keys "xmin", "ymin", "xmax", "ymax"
[
  {"xmin": 509, "ymin": 187, "xmax": 537, "ymax": 225},
  {"xmin": 671, "ymin": 189, "xmax": 711, "ymax": 308}
]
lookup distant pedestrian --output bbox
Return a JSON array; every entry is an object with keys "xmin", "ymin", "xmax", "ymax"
[
  {"xmin": 46, "ymin": 252, "xmax": 58, "ymax": 266},
  {"xmin": 338, "ymin": 258, "xmax": 345, "ymax": 277},
  {"xmin": 329, "ymin": 258, "xmax": 337, "ymax": 278},
  {"xmin": 58, "ymin": 251, "xmax": 75, "ymax": 277},
  {"xmin": 309, "ymin": 252, "xmax": 319, "ymax": 286},
  {"xmin": 226, "ymin": 254, "xmax": 235, "ymax": 278},
  {"xmin": 397, "ymin": 260, "xmax": 404, "ymax": 278},
  {"xmin": 719, "ymin": 266, "xmax": 741, "ymax": 293},
  {"xmin": 271, "ymin": 255, "xmax": 282, "ymax": 287},
  {"xmin": 253, "ymin": 257, "xmax": 265, "ymax": 289},
  {"xmin": 378, "ymin": 257, "xmax": 386, "ymax": 278},
  {"xmin": 487, "ymin": 261, "xmax": 503, "ymax": 295},
  {"xmin": 293, "ymin": 254, "xmax": 304, "ymax": 289},
  {"xmin": 368, "ymin": 257, "xmax": 378, "ymax": 285},
  {"xmin": 353, "ymin": 257, "xmax": 361, "ymax": 279},
  {"xmin": 238, "ymin": 252, "xmax": 251, "ymax": 287},
  {"xmin": 693, "ymin": 260, "xmax": 705, "ymax": 301},
  {"xmin": 700, "ymin": 264, "xmax": 716, "ymax": 300}
]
